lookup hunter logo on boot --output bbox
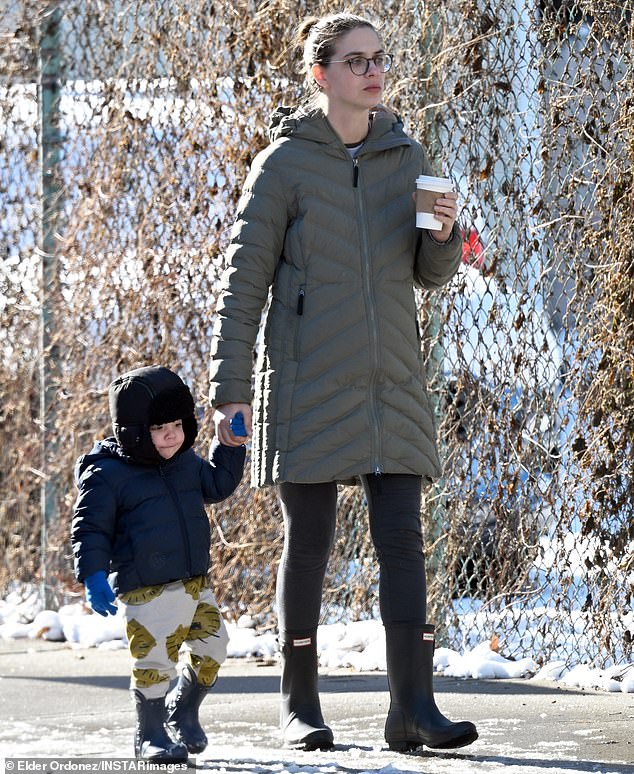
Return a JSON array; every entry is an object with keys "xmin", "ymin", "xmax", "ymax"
[
  {"xmin": 293, "ymin": 637, "xmax": 312, "ymax": 647},
  {"xmin": 422, "ymin": 632, "xmax": 434, "ymax": 643}
]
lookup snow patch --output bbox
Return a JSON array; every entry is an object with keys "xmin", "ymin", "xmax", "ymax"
[{"xmin": 1, "ymin": 582, "xmax": 632, "ymax": 694}]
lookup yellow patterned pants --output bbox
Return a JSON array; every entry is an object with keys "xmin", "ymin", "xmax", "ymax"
[{"xmin": 119, "ymin": 575, "xmax": 228, "ymax": 699}]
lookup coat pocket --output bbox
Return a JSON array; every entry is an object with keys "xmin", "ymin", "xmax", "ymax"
[{"xmin": 293, "ymin": 286, "xmax": 305, "ymax": 360}]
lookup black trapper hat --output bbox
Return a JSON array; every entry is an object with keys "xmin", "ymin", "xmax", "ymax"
[{"xmin": 108, "ymin": 365, "xmax": 198, "ymax": 464}]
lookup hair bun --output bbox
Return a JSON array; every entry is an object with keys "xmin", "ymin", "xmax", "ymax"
[{"xmin": 295, "ymin": 16, "xmax": 320, "ymax": 45}]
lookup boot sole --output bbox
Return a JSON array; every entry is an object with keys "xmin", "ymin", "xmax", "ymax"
[
  {"xmin": 388, "ymin": 729, "xmax": 479, "ymax": 752},
  {"xmin": 136, "ymin": 750, "xmax": 189, "ymax": 763},
  {"xmin": 288, "ymin": 741, "xmax": 335, "ymax": 752},
  {"xmin": 135, "ymin": 742, "xmax": 189, "ymax": 763},
  {"xmin": 183, "ymin": 743, "xmax": 207, "ymax": 754},
  {"xmin": 285, "ymin": 730, "xmax": 335, "ymax": 752}
]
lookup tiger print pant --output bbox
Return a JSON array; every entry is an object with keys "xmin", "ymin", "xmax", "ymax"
[{"xmin": 119, "ymin": 575, "xmax": 228, "ymax": 699}]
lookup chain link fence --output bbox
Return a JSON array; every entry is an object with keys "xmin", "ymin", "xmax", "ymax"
[{"xmin": 1, "ymin": 0, "xmax": 632, "ymax": 666}]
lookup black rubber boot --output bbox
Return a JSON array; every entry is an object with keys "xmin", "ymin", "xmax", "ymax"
[
  {"xmin": 165, "ymin": 664, "xmax": 211, "ymax": 754},
  {"xmin": 385, "ymin": 624, "xmax": 479, "ymax": 752},
  {"xmin": 280, "ymin": 630, "xmax": 334, "ymax": 750},
  {"xmin": 133, "ymin": 690, "xmax": 189, "ymax": 762}
]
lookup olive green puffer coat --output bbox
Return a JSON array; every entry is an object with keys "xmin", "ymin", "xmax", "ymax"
[{"xmin": 209, "ymin": 106, "xmax": 462, "ymax": 486}]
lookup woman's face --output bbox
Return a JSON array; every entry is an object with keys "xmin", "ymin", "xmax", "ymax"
[{"xmin": 314, "ymin": 26, "xmax": 386, "ymax": 112}]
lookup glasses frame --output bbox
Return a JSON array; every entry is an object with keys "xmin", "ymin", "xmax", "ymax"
[{"xmin": 325, "ymin": 53, "xmax": 393, "ymax": 76}]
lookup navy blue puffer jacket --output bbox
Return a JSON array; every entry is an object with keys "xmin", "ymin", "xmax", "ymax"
[{"xmin": 71, "ymin": 438, "xmax": 245, "ymax": 594}]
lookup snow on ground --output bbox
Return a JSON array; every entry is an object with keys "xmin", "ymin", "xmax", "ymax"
[
  {"xmin": 1, "ymin": 582, "xmax": 633, "ymax": 695},
  {"xmin": 4, "ymin": 714, "xmax": 629, "ymax": 774}
]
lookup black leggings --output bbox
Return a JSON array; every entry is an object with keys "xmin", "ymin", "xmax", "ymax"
[{"xmin": 276, "ymin": 474, "xmax": 426, "ymax": 631}]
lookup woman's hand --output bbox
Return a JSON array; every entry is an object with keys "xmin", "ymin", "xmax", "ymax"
[
  {"xmin": 214, "ymin": 403, "xmax": 252, "ymax": 446},
  {"xmin": 432, "ymin": 191, "xmax": 458, "ymax": 242}
]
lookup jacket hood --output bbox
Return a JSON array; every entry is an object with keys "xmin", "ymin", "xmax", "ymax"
[
  {"xmin": 108, "ymin": 365, "xmax": 198, "ymax": 464},
  {"xmin": 74, "ymin": 437, "xmax": 126, "ymax": 482},
  {"xmin": 267, "ymin": 105, "xmax": 409, "ymax": 152}
]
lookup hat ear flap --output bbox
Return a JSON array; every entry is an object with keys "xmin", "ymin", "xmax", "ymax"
[
  {"xmin": 115, "ymin": 423, "xmax": 143, "ymax": 451},
  {"xmin": 115, "ymin": 423, "xmax": 162, "ymax": 463},
  {"xmin": 181, "ymin": 415, "xmax": 198, "ymax": 452}
]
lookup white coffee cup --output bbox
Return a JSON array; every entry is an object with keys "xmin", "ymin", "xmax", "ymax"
[{"xmin": 415, "ymin": 175, "xmax": 454, "ymax": 230}]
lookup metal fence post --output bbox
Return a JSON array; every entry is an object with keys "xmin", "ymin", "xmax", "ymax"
[{"xmin": 38, "ymin": 2, "xmax": 63, "ymax": 609}]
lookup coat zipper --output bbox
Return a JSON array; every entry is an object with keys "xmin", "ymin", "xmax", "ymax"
[
  {"xmin": 159, "ymin": 463, "xmax": 193, "ymax": 577},
  {"xmin": 353, "ymin": 157, "xmax": 382, "ymax": 475},
  {"xmin": 131, "ymin": 375, "xmax": 193, "ymax": 575},
  {"xmin": 294, "ymin": 286, "xmax": 305, "ymax": 360}
]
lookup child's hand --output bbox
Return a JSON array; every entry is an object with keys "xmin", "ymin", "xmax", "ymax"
[
  {"xmin": 214, "ymin": 403, "xmax": 251, "ymax": 446},
  {"xmin": 84, "ymin": 570, "xmax": 118, "ymax": 616}
]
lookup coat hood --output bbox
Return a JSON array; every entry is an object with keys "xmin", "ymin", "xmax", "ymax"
[
  {"xmin": 267, "ymin": 105, "xmax": 409, "ymax": 151},
  {"xmin": 108, "ymin": 365, "xmax": 198, "ymax": 464}
]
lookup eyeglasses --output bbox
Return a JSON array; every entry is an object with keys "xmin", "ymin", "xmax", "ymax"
[{"xmin": 325, "ymin": 53, "xmax": 393, "ymax": 76}]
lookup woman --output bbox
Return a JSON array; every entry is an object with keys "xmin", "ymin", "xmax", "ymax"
[{"xmin": 209, "ymin": 12, "xmax": 478, "ymax": 753}]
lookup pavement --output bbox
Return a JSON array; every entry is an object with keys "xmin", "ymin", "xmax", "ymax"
[{"xmin": 1, "ymin": 638, "xmax": 633, "ymax": 774}]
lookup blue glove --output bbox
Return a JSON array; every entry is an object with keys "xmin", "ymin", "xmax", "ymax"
[
  {"xmin": 85, "ymin": 571, "xmax": 117, "ymax": 617},
  {"xmin": 230, "ymin": 412, "xmax": 247, "ymax": 437}
]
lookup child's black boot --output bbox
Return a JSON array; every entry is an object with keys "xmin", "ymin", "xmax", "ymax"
[
  {"xmin": 133, "ymin": 690, "xmax": 188, "ymax": 762},
  {"xmin": 166, "ymin": 664, "xmax": 211, "ymax": 753}
]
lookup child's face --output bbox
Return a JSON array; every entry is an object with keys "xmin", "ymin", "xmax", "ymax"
[{"xmin": 149, "ymin": 420, "xmax": 185, "ymax": 459}]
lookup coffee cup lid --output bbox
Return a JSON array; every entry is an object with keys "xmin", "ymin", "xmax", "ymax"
[{"xmin": 416, "ymin": 175, "xmax": 453, "ymax": 191}]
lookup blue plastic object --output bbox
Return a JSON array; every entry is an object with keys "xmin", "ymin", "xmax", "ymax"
[{"xmin": 230, "ymin": 412, "xmax": 247, "ymax": 437}]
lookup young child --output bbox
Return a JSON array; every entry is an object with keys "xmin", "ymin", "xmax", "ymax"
[{"xmin": 71, "ymin": 365, "xmax": 246, "ymax": 763}]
